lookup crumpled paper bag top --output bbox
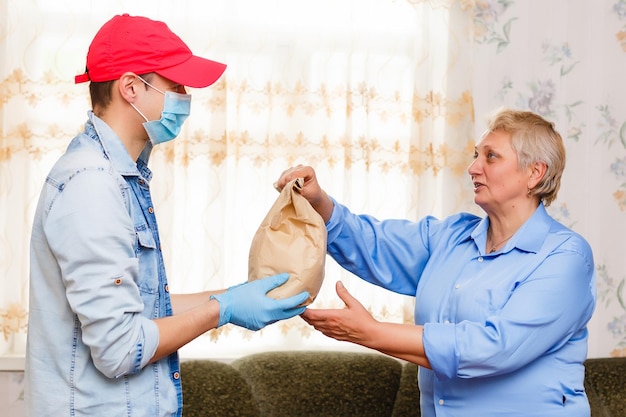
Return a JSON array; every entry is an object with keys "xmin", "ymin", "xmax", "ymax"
[{"xmin": 248, "ymin": 177, "xmax": 327, "ymax": 306}]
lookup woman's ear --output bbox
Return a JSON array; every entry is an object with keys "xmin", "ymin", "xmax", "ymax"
[
  {"xmin": 118, "ymin": 72, "xmax": 139, "ymax": 102},
  {"xmin": 528, "ymin": 161, "xmax": 547, "ymax": 189}
]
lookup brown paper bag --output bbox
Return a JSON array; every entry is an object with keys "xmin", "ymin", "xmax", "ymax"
[{"xmin": 248, "ymin": 177, "xmax": 327, "ymax": 306}]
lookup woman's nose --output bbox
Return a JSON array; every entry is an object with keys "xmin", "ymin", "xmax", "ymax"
[{"xmin": 467, "ymin": 159, "xmax": 479, "ymax": 175}]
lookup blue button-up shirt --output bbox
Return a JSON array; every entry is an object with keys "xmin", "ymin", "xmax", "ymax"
[
  {"xmin": 326, "ymin": 198, "xmax": 596, "ymax": 417},
  {"xmin": 26, "ymin": 111, "xmax": 181, "ymax": 416}
]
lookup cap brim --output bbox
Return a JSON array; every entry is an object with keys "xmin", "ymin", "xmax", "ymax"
[{"xmin": 156, "ymin": 55, "xmax": 227, "ymax": 88}]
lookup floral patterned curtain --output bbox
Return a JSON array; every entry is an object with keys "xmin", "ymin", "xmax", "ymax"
[
  {"xmin": 0, "ymin": 0, "xmax": 475, "ymax": 359},
  {"xmin": 2, "ymin": 0, "xmax": 625, "ymax": 363}
]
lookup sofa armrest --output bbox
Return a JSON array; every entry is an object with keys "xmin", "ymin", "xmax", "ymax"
[{"xmin": 584, "ymin": 357, "xmax": 626, "ymax": 417}]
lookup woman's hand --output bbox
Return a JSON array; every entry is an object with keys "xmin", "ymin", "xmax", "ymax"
[
  {"xmin": 275, "ymin": 165, "xmax": 334, "ymax": 222},
  {"xmin": 302, "ymin": 281, "xmax": 431, "ymax": 368},
  {"xmin": 301, "ymin": 281, "xmax": 377, "ymax": 346}
]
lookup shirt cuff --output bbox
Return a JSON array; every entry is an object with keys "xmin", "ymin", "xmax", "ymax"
[
  {"xmin": 325, "ymin": 196, "xmax": 343, "ymax": 244},
  {"xmin": 423, "ymin": 322, "xmax": 459, "ymax": 380},
  {"xmin": 137, "ymin": 318, "xmax": 160, "ymax": 371}
]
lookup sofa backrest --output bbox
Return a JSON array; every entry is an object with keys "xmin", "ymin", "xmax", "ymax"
[
  {"xmin": 181, "ymin": 359, "xmax": 261, "ymax": 417},
  {"xmin": 180, "ymin": 353, "xmax": 626, "ymax": 417},
  {"xmin": 232, "ymin": 350, "xmax": 418, "ymax": 417},
  {"xmin": 393, "ymin": 360, "xmax": 420, "ymax": 417},
  {"xmin": 181, "ymin": 350, "xmax": 421, "ymax": 417}
]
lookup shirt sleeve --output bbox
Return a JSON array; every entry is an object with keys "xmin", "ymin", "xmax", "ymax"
[
  {"xmin": 44, "ymin": 167, "xmax": 159, "ymax": 379},
  {"xmin": 325, "ymin": 197, "xmax": 432, "ymax": 295},
  {"xmin": 423, "ymin": 235, "xmax": 596, "ymax": 380}
]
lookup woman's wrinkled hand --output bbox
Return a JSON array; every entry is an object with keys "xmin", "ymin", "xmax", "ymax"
[
  {"xmin": 274, "ymin": 165, "xmax": 334, "ymax": 222},
  {"xmin": 300, "ymin": 281, "xmax": 377, "ymax": 346}
]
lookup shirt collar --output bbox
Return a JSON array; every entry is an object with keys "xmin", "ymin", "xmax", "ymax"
[
  {"xmin": 470, "ymin": 203, "xmax": 552, "ymax": 254},
  {"xmin": 87, "ymin": 111, "xmax": 153, "ymax": 179}
]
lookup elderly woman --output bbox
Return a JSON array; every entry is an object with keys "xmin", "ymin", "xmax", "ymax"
[{"xmin": 275, "ymin": 108, "xmax": 596, "ymax": 417}]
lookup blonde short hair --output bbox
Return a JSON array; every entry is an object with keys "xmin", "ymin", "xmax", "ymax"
[{"xmin": 485, "ymin": 108, "xmax": 566, "ymax": 207}]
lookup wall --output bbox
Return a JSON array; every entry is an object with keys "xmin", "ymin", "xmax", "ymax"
[{"xmin": 0, "ymin": 372, "xmax": 24, "ymax": 417}]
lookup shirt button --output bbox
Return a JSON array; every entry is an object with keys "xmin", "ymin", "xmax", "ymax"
[
  {"xmin": 173, "ymin": 371, "xmax": 180, "ymax": 380},
  {"xmin": 455, "ymin": 284, "xmax": 460, "ymax": 289},
  {"xmin": 439, "ymin": 399, "xmax": 445, "ymax": 405},
  {"xmin": 148, "ymin": 207, "xmax": 154, "ymax": 214},
  {"xmin": 444, "ymin": 320, "xmax": 450, "ymax": 324},
  {"xmin": 114, "ymin": 278, "xmax": 122, "ymax": 285},
  {"xmin": 478, "ymin": 256, "xmax": 484, "ymax": 262},
  {"xmin": 164, "ymin": 284, "xmax": 169, "ymax": 293}
]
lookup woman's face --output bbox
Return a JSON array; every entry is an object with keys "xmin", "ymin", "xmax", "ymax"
[{"xmin": 468, "ymin": 129, "xmax": 531, "ymax": 213}]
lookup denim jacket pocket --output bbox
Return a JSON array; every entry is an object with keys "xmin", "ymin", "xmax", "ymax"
[{"xmin": 134, "ymin": 225, "xmax": 158, "ymax": 297}]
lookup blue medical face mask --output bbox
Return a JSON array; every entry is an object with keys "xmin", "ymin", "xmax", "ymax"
[{"xmin": 130, "ymin": 77, "xmax": 191, "ymax": 145}]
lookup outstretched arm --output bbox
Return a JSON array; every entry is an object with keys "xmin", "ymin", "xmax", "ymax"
[
  {"xmin": 170, "ymin": 291, "xmax": 223, "ymax": 315},
  {"xmin": 151, "ymin": 297, "xmax": 221, "ymax": 363},
  {"xmin": 151, "ymin": 273, "xmax": 308, "ymax": 363},
  {"xmin": 301, "ymin": 281, "xmax": 431, "ymax": 368}
]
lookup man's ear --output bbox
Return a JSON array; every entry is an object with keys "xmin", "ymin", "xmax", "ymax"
[
  {"xmin": 528, "ymin": 161, "xmax": 547, "ymax": 189},
  {"xmin": 118, "ymin": 72, "xmax": 139, "ymax": 102}
]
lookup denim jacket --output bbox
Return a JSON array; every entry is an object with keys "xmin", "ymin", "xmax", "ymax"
[{"xmin": 25, "ymin": 111, "xmax": 182, "ymax": 416}]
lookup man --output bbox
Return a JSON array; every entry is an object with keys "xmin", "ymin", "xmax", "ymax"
[{"xmin": 25, "ymin": 14, "xmax": 308, "ymax": 417}]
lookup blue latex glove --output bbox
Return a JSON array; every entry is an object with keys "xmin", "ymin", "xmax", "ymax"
[{"xmin": 210, "ymin": 273, "xmax": 309, "ymax": 331}]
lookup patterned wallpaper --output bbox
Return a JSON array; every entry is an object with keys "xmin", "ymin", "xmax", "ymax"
[{"xmin": 472, "ymin": 0, "xmax": 626, "ymax": 357}]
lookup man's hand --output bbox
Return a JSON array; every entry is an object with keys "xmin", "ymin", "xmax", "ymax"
[{"xmin": 210, "ymin": 273, "xmax": 309, "ymax": 331}]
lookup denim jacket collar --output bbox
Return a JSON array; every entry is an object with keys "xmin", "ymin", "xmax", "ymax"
[{"xmin": 87, "ymin": 110, "xmax": 153, "ymax": 181}]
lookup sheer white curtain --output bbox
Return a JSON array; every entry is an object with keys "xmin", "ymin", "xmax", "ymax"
[{"xmin": 0, "ymin": 0, "xmax": 475, "ymax": 358}]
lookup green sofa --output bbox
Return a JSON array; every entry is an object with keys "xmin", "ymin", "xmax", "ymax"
[
  {"xmin": 584, "ymin": 357, "xmax": 626, "ymax": 417},
  {"xmin": 180, "ymin": 351, "xmax": 626, "ymax": 417}
]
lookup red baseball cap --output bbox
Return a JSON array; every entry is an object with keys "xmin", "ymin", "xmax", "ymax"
[{"xmin": 75, "ymin": 14, "xmax": 226, "ymax": 88}]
